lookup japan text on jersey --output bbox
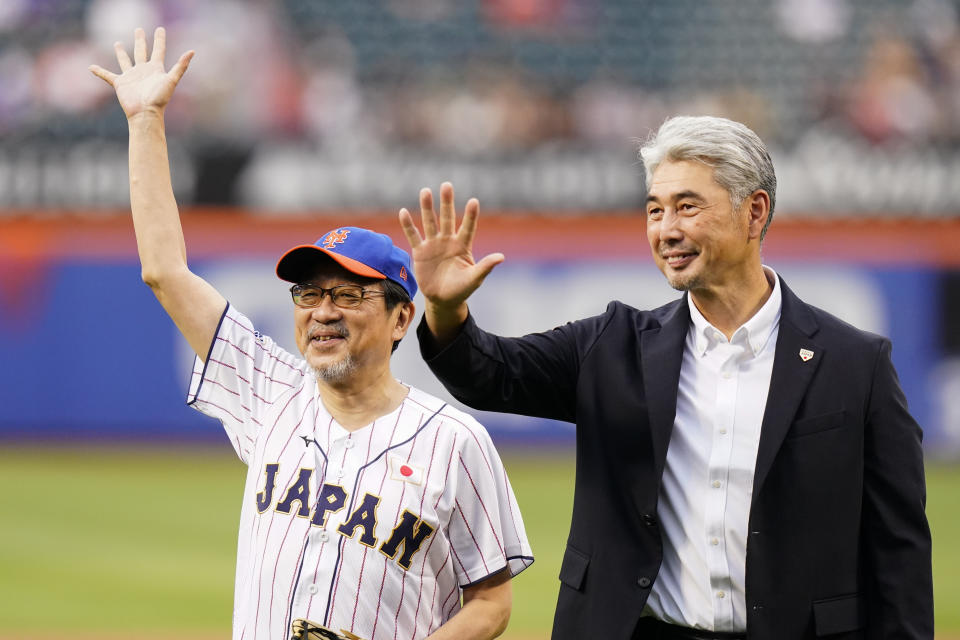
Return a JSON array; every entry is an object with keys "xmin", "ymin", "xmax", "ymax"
[{"xmin": 187, "ymin": 305, "xmax": 533, "ymax": 640}]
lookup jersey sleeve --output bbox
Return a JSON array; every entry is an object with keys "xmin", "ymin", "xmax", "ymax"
[
  {"xmin": 187, "ymin": 303, "xmax": 308, "ymax": 463},
  {"xmin": 445, "ymin": 417, "xmax": 534, "ymax": 588}
]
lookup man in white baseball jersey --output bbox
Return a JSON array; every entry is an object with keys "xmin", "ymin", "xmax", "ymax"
[{"xmin": 90, "ymin": 27, "xmax": 532, "ymax": 640}]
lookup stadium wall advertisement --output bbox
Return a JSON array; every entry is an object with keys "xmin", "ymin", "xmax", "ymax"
[{"xmin": 2, "ymin": 213, "xmax": 959, "ymax": 458}]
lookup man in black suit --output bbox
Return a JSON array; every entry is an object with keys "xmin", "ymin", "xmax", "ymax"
[{"xmin": 398, "ymin": 116, "xmax": 933, "ymax": 639}]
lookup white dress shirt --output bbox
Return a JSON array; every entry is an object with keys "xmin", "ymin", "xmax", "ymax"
[{"xmin": 643, "ymin": 267, "xmax": 782, "ymax": 631}]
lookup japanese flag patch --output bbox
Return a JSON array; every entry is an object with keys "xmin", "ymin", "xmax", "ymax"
[{"xmin": 390, "ymin": 455, "xmax": 424, "ymax": 485}]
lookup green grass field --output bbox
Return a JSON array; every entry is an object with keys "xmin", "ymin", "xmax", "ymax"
[{"xmin": 0, "ymin": 445, "xmax": 956, "ymax": 637}]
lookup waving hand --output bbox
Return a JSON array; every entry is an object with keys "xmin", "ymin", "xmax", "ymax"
[
  {"xmin": 87, "ymin": 27, "xmax": 225, "ymax": 360},
  {"xmin": 399, "ymin": 183, "xmax": 504, "ymax": 342},
  {"xmin": 89, "ymin": 27, "xmax": 193, "ymax": 119}
]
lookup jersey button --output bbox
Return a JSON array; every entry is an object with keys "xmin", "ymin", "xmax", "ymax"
[
  {"xmin": 344, "ymin": 439, "xmax": 355, "ymax": 449},
  {"xmin": 318, "ymin": 530, "xmax": 330, "ymax": 543},
  {"xmin": 308, "ymin": 583, "xmax": 319, "ymax": 595}
]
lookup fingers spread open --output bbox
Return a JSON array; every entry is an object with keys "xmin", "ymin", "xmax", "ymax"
[
  {"xmin": 133, "ymin": 27, "xmax": 147, "ymax": 64},
  {"xmin": 114, "ymin": 41, "xmax": 132, "ymax": 71},
  {"xmin": 151, "ymin": 26, "xmax": 166, "ymax": 64},
  {"xmin": 419, "ymin": 187, "xmax": 438, "ymax": 238},
  {"xmin": 88, "ymin": 64, "xmax": 117, "ymax": 86},
  {"xmin": 168, "ymin": 50, "xmax": 194, "ymax": 83},
  {"xmin": 457, "ymin": 197, "xmax": 481, "ymax": 246},
  {"xmin": 475, "ymin": 252, "xmax": 506, "ymax": 280},
  {"xmin": 398, "ymin": 209, "xmax": 423, "ymax": 248},
  {"xmin": 438, "ymin": 181, "xmax": 456, "ymax": 236}
]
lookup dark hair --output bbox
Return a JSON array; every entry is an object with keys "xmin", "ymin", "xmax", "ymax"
[
  {"xmin": 381, "ymin": 278, "xmax": 412, "ymax": 353},
  {"xmin": 382, "ymin": 278, "xmax": 411, "ymax": 311}
]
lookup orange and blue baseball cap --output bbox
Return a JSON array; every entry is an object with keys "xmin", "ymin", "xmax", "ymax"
[{"xmin": 275, "ymin": 227, "xmax": 417, "ymax": 300}]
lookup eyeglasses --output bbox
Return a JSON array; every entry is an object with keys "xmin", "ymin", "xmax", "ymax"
[{"xmin": 289, "ymin": 283, "xmax": 385, "ymax": 309}]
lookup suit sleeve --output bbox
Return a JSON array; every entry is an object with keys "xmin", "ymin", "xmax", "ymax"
[
  {"xmin": 862, "ymin": 338, "xmax": 934, "ymax": 637},
  {"xmin": 417, "ymin": 306, "xmax": 614, "ymax": 422}
]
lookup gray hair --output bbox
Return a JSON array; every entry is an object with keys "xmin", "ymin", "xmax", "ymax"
[{"xmin": 639, "ymin": 116, "xmax": 777, "ymax": 240}]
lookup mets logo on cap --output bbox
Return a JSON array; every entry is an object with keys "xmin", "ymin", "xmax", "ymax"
[{"xmin": 322, "ymin": 228, "xmax": 350, "ymax": 250}]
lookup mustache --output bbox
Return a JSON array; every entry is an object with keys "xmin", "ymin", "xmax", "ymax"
[
  {"xmin": 308, "ymin": 322, "xmax": 350, "ymax": 339},
  {"xmin": 659, "ymin": 241, "xmax": 698, "ymax": 257}
]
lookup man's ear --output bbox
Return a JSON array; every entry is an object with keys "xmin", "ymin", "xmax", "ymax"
[
  {"xmin": 392, "ymin": 301, "xmax": 416, "ymax": 341},
  {"xmin": 745, "ymin": 189, "xmax": 771, "ymax": 241}
]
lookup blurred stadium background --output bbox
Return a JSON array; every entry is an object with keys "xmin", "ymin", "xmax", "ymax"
[{"xmin": 1, "ymin": 0, "xmax": 959, "ymax": 637}]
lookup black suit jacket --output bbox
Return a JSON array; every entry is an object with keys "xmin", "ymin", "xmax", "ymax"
[{"xmin": 418, "ymin": 277, "xmax": 933, "ymax": 639}]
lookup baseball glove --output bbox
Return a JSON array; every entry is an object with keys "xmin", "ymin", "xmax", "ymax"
[{"xmin": 290, "ymin": 618, "xmax": 364, "ymax": 640}]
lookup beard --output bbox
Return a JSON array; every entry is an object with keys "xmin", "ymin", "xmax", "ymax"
[
  {"xmin": 665, "ymin": 270, "xmax": 703, "ymax": 292},
  {"xmin": 656, "ymin": 242, "xmax": 703, "ymax": 293},
  {"xmin": 312, "ymin": 353, "xmax": 358, "ymax": 383},
  {"xmin": 660, "ymin": 259, "xmax": 704, "ymax": 292},
  {"xmin": 306, "ymin": 321, "xmax": 355, "ymax": 382}
]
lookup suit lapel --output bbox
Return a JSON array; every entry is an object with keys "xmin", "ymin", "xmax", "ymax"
[
  {"xmin": 753, "ymin": 279, "xmax": 823, "ymax": 495},
  {"xmin": 641, "ymin": 297, "xmax": 690, "ymax": 484}
]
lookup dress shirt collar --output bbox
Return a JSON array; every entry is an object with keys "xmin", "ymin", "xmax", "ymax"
[{"xmin": 687, "ymin": 266, "xmax": 783, "ymax": 357}]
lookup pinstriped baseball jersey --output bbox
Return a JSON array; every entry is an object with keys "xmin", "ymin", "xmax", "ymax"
[{"xmin": 187, "ymin": 304, "xmax": 533, "ymax": 640}]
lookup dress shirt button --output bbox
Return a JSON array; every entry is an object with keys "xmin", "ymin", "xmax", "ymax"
[
  {"xmin": 717, "ymin": 591, "xmax": 726, "ymax": 599},
  {"xmin": 637, "ymin": 577, "xmax": 652, "ymax": 588},
  {"xmin": 711, "ymin": 480, "xmax": 721, "ymax": 489},
  {"xmin": 308, "ymin": 583, "xmax": 319, "ymax": 595},
  {"xmin": 719, "ymin": 428, "xmax": 727, "ymax": 435},
  {"xmin": 710, "ymin": 537, "xmax": 719, "ymax": 546},
  {"xmin": 722, "ymin": 371, "xmax": 733, "ymax": 379}
]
